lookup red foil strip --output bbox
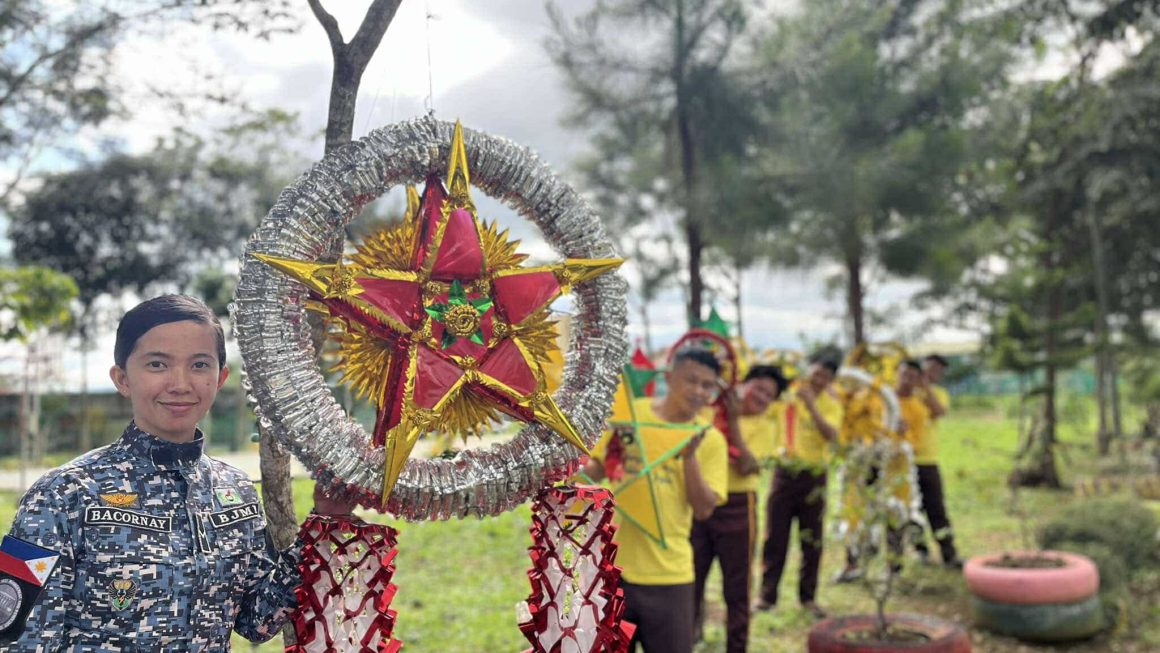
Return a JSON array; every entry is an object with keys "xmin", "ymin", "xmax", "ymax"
[
  {"xmin": 518, "ymin": 485, "xmax": 635, "ymax": 653},
  {"xmin": 288, "ymin": 515, "xmax": 403, "ymax": 653}
]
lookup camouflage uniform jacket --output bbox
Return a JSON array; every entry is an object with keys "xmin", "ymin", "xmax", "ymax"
[{"xmin": 1, "ymin": 422, "xmax": 302, "ymax": 651}]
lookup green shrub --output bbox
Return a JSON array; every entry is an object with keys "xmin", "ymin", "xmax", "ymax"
[
  {"xmin": 1050, "ymin": 541, "xmax": 1129, "ymax": 629},
  {"xmin": 1037, "ymin": 498, "xmax": 1159, "ymax": 570},
  {"xmin": 1060, "ymin": 541, "xmax": 1129, "ymax": 590}
]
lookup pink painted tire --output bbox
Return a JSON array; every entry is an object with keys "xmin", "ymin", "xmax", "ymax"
[{"xmin": 963, "ymin": 551, "xmax": 1098, "ymax": 605}]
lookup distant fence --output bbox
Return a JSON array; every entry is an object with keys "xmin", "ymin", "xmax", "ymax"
[{"xmin": 947, "ymin": 368, "xmax": 1096, "ymax": 397}]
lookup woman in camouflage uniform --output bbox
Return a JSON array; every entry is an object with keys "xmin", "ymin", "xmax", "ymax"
[{"xmin": 2, "ymin": 295, "xmax": 349, "ymax": 651}]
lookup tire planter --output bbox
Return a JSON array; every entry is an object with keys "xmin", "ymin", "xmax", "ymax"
[
  {"xmin": 963, "ymin": 550, "xmax": 1103, "ymax": 642},
  {"xmin": 808, "ymin": 613, "xmax": 971, "ymax": 653},
  {"xmin": 963, "ymin": 550, "xmax": 1098, "ymax": 604},
  {"xmin": 969, "ymin": 594, "xmax": 1103, "ymax": 642}
]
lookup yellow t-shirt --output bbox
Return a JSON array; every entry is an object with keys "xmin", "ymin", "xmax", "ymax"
[
  {"xmin": 900, "ymin": 394, "xmax": 937, "ymax": 464},
  {"xmin": 590, "ymin": 398, "xmax": 729, "ymax": 585},
  {"xmin": 780, "ymin": 389, "xmax": 843, "ymax": 468},
  {"xmin": 916, "ymin": 385, "xmax": 949, "ymax": 464},
  {"xmin": 930, "ymin": 386, "xmax": 950, "ymax": 423},
  {"xmin": 728, "ymin": 413, "xmax": 778, "ymax": 493},
  {"xmin": 767, "ymin": 400, "xmax": 786, "ymax": 454}
]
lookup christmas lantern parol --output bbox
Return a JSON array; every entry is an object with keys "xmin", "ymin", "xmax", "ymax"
[
  {"xmin": 241, "ymin": 119, "xmax": 624, "ymax": 507},
  {"xmin": 235, "ymin": 116, "xmax": 632, "ymax": 648}
]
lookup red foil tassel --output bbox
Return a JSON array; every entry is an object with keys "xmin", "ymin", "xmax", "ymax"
[
  {"xmin": 288, "ymin": 515, "xmax": 404, "ymax": 653},
  {"xmin": 518, "ymin": 485, "xmax": 635, "ymax": 653}
]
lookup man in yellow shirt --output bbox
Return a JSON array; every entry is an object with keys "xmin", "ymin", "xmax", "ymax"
[
  {"xmin": 585, "ymin": 348, "xmax": 730, "ymax": 653},
  {"xmin": 692, "ymin": 365, "xmax": 787, "ymax": 653},
  {"xmin": 755, "ymin": 357, "xmax": 842, "ymax": 619},
  {"xmin": 912, "ymin": 354, "xmax": 961, "ymax": 568}
]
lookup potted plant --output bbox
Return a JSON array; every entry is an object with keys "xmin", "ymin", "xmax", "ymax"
[{"xmin": 809, "ymin": 385, "xmax": 971, "ymax": 653}]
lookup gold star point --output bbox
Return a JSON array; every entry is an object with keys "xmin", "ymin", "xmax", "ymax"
[
  {"xmin": 531, "ymin": 392, "xmax": 590, "ymax": 455},
  {"xmin": 446, "ymin": 121, "xmax": 474, "ymax": 209},
  {"xmin": 554, "ymin": 258, "xmax": 624, "ymax": 293},
  {"xmin": 253, "ymin": 253, "xmax": 365, "ymax": 299},
  {"xmin": 404, "ymin": 184, "xmax": 421, "ymax": 224}
]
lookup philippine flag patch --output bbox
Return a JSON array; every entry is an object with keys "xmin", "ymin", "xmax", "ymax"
[
  {"xmin": 0, "ymin": 536, "xmax": 60, "ymax": 642},
  {"xmin": 0, "ymin": 537, "xmax": 59, "ymax": 587}
]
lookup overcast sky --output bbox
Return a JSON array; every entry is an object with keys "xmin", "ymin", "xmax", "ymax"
[{"xmin": 5, "ymin": 0, "xmax": 976, "ymax": 392}]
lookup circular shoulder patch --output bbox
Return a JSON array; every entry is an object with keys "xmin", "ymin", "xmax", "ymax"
[{"xmin": 0, "ymin": 577, "xmax": 24, "ymax": 630}]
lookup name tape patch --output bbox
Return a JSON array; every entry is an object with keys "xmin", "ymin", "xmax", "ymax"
[
  {"xmin": 84, "ymin": 506, "xmax": 172, "ymax": 533},
  {"xmin": 208, "ymin": 502, "xmax": 261, "ymax": 529}
]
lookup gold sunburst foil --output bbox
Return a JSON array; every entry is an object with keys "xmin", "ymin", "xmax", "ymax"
[
  {"xmin": 438, "ymin": 392, "xmax": 503, "ymax": 439},
  {"xmin": 328, "ymin": 220, "xmax": 564, "ymax": 445},
  {"xmin": 510, "ymin": 309, "xmax": 559, "ymax": 363},
  {"xmin": 350, "ymin": 220, "xmax": 416, "ymax": 271},
  {"xmin": 479, "ymin": 220, "xmax": 528, "ymax": 270},
  {"xmin": 331, "ymin": 324, "xmax": 395, "ymax": 403}
]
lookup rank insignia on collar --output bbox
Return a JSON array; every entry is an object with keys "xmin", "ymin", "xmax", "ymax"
[
  {"xmin": 214, "ymin": 487, "xmax": 243, "ymax": 507},
  {"xmin": 109, "ymin": 578, "xmax": 137, "ymax": 611},
  {"xmin": 99, "ymin": 493, "xmax": 138, "ymax": 508}
]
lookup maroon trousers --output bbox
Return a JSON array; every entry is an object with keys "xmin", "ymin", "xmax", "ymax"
[
  {"xmin": 692, "ymin": 491, "xmax": 756, "ymax": 653},
  {"xmin": 758, "ymin": 467, "xmax": 828, "ymax": 606},
  {"xmin": 620, "ymin": 581, "xmax": 695, "ymax": 653},
  {"xmin": 913, "ymin": 464, "xmax": 959, "ymax": 562}
]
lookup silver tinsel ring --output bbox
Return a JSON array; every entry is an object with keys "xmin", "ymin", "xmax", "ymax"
[
  {"xmin": 837, "ymin": 366, "xmax": 901, "ymax": 432},
  {"xmin": 231, "ymin": 116, "xmax": 628, "ymax": 520}
]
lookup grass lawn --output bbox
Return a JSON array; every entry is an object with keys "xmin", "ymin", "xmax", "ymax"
[{"xmin": 2, "ymin": 399, "xmax": 1158, "ymax": 652}]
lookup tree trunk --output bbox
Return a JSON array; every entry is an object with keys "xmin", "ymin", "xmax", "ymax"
[
  {"xmin": 261, "ymin": 0, "xmax": 401, "ymax": 523},
  {"xmin": 1095, "ymin": 350, "xmax": 1110, "ymax": 455},
  {"xmin": 1013, "ymin": 199, "xmax": 1064, "ymax": 490},
  {"xmin": 261, "ymin": 6, "xmax": 402, "ymax": 644},
  {"xmin": 673, "ymin": 0, "xmax": 703, "ymax": 327},
  {"xmin": 309, "ymin": 0, "xmax": 403, "ymax": 152},
  {"xmin": 258, "ymin": 421, "xmax": 297, "ymax": 646},
  {"xmin": 1108, "ymin": 353, "xmax": 1123, "ymax": 443},
  {"xmin": 259, "ymin": 436, "xmax": 299, "ymax": 548},
  {"xmin": 845, "ymin": 244, "xmax": 866, "ymax": 346},
  {"xmin": 685, "ymin": 220, "xmax": 703, "ymax": 327},
  {"xmin": 1034, "ymin": 201, "xmax": 1063, "ymax": 488},
  {"xmin": 1037, "ymin": 359, "xmax": 1062, "ymax": 488},
  {"xmin": 1017, "ymin": 375, "xmax": 1028, "ymax": 446},
  {"xmin": 1086, "ymin": 207, "xmax": 1114, "ymax": 454},
  {"xmin": 324, "ymin": 57, "xmax": 360, "ymax": 153}
]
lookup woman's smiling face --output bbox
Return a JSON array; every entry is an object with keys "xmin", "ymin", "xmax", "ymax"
[{"xmin": 109, "ymin": 320, "xmax": 228, "ymax": 443}]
